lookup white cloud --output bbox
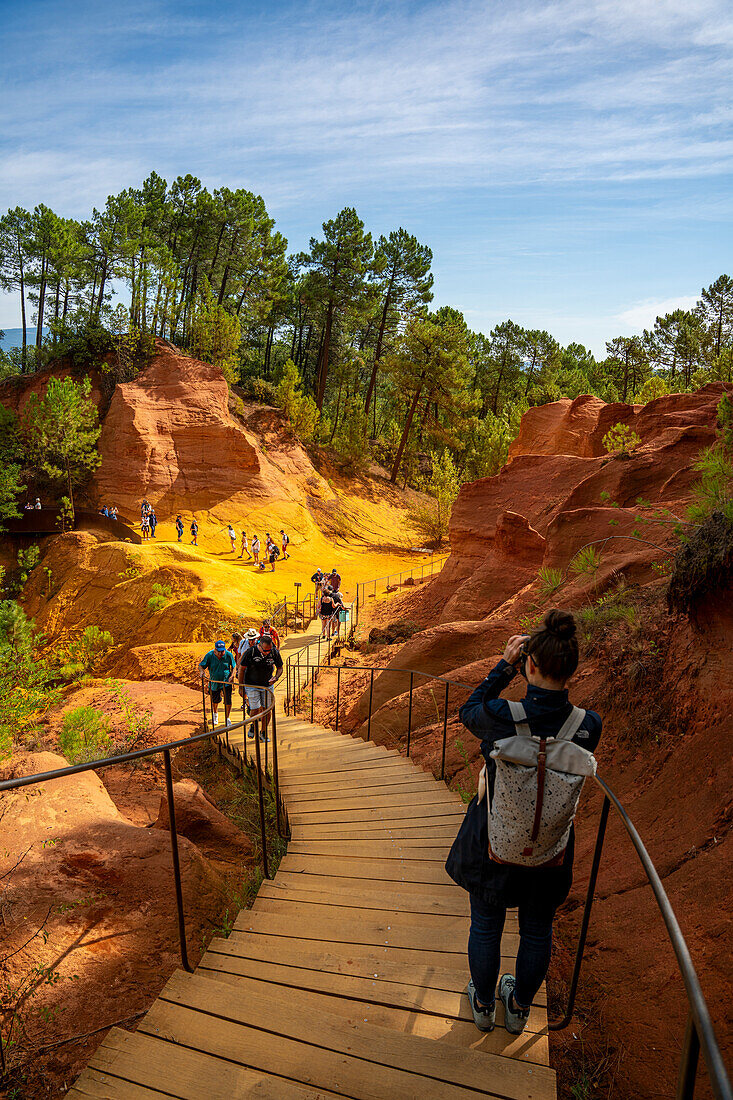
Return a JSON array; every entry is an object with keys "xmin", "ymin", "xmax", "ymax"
[{"xmin": 615, "ymin": 295, "xmax": 700, "ymax": 331}]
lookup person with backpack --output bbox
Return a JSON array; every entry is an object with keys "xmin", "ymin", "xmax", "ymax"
[
  {"xmin": 190, "ymin": 519, "xmax": 199, "ymax": 546},
  {"xmin": 446, "ymin": 609, "xmax": 601, "ymax": 1037},
  {"xmin": 239, "ymin": 530, "xmax": 251, "ymax": 560},
  {"xmin": 268, "ymin": 543, "xmax": 280, "ymax": 572},
  {"xmin": 227, "ymin": 523, "xmax": 236, "ymax": 552},
  {"xmin": 175, "ymin": 515, "xmax": 184, "ymax": 542},
  {"xmin": 238, "ymin": 632, "xmax": 283, "ymax": 741},
  {"xmin": 252, "ymin": 534, "xmax": 260, "ymax": 565},
  {"xmin": 199, "ymin": 639, "xmax": 236, "ymax": 728},
  {"xmin": 280, "ymin": 529, "xmax": 290, "ymax": 559},
  {"xmin": 259, "ymin": 619, "xmax": 280, "ymax": 649}
]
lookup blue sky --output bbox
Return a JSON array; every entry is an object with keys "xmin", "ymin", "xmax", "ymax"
[{"xmin": 1, "ymin": 0, "xmax": 731, "ymax": 354}]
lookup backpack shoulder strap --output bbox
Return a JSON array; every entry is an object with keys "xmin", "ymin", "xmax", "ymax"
[
  {"xmin": 556, "ymin": 706, "xmax": 586, "ymax": 741},
  {"xmin": 507, "ymin": 700, "xmax": 531, "ymax": 737}
]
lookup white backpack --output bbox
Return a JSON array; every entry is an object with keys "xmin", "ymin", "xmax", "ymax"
[{"xmin": 477, "ymin": 701, "xmax": 597, "ymax": 868}]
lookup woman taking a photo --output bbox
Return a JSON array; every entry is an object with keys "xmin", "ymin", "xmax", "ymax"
[{"xmin": 446, "ymin": 609, "xmax": 601, "ymax": 1035}]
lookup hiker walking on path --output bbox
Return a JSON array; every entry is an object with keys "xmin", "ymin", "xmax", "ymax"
[
  {"xmin": 311, "ymin": 568, "xmax": 325, "ymax": 600},
  {"xmin": 149, "ymin": 510, "xmax": 157, "ymax": 538},
  {"xmin": 176, "ymin": 514, "xmax": 184, "ymax": 542},
  {"xmin": 190, "ymin": 519, "xmax": 199, "ymax": 546},
  {"xmin": 446, "ymin": 609, "xmax": 601, "ymax": 1037},
  {"xmin": 280, "ymin": 529, "xmax": 290, "ymax": 559},
  {"xmin": 239, "ymin": 530, "xmax": 251, "ymax": 559},
  {"xmin": 319, "ymin": 585, "xmax": 337, "ymax": 638},
  {"xmin": 259, "ymin": 619, "xmax": 280, "ymax": 649},
  {"xmin": 238, "ymin": 632, "xmax": 283, "ymax": 741},
  {"xmin": 199, "ymin": 639, "xmax": 236, "ymax": 728},
  {"xmin": 268, "ymin": 542, "xmax": 280, "ymax": 572},
  {"xmin": 252, "ymin": 534, "xmax": 260, "ymax": 565},
  {"xmin": 237, "ymin": 628, "xmax": 258, "ymax": 672},
  {"xmin": 328, "ymin": 567, "xmax": 341, "ymax": 592},
  {"xmin": 227, "ymin": 523, "xmax": 236, "ymax": 552},
  {"xmin": 141, "ymin": 513, "xmax": 150, "ymax": 541}
]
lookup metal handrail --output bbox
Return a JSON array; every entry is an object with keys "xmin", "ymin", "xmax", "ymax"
[
  {"xmin": 352, "ymin": 552, "xmax": 449, "ymax": 632},
  {"xmin": 287, "ymin": 660, "xmax": 732, "ymax": 1100}
]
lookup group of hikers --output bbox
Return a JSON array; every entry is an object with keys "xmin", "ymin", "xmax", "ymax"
[
  {"xmin": 99, "ymin": 504, "xmax": 120, "ymax": 520},
  {"xmin": 230, "ymin": 526, "xmax": 291, "ymax": 571},
  {"xmin": 311, "ymin": 567, "xmax": 345, "ymax": 638},
  {"xmin": 199, "ymin": 618, "xmax": 284, "ymax": 740},
  {"xmin": 140, "ymin": 499, "xmax": 158, "ymax": 540}
]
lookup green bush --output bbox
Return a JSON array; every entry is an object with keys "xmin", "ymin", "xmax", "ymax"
[
  {"xmin": 17, "ymin": 545, "xmax": 40, "ymax": 585},
  {"xmin": 570, "ymin": 545, "xmax": 602, "ymax": 578},
  {"xmin": 602, "ymin": 422, "xmax": 641, "ymax": 456},
  {"xmin": 537, "ymin": 566, "xmax": 563, "ymax": 598},
  {"xmin": 59, "ymin": 706, "xmax": 112, "ymax": 763},
  {"xmin": 147, "ymin": 582, "xmax": 172, "ymax": 612}
]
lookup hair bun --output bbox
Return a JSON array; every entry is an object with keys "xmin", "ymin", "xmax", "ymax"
[{"xmin": 544, "ymin": 608, "xmax": 576, "ymax": 640}]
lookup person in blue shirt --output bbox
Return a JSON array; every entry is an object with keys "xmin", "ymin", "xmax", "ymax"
[
  {"xmin": 199, "ymin": 640, "xmax": 236, "ymax": 728},
  {"xmin": 175, "ymin": 515, "xmax": 184, "ymax": 542},
  {"xmin": 149, "ymin": 510, "xmax": 157, "ymax": 538},
  {"xmin": 446, "ymin": 608, "xmax": 602, "ymax": 1037}
]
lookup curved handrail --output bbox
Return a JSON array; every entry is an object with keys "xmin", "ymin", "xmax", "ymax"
[{"xmin": 286, "ymin": 659, "xmax": 732, "ymax": 1100}]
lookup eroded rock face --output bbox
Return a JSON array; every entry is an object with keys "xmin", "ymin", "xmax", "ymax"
[
  {"xmin": 154, "ymin": 778, "xmax": 254, "ymax": 859},
  {"xmin": 90, "ymin": 345, "xmax": 267, "ymax": 518}
]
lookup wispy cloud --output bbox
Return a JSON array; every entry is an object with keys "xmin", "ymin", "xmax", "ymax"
[{"xmin": 615, "ymin": 296, "xmax": 701, "ymax": 332}]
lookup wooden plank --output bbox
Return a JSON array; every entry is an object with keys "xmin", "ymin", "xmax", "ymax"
[
  {"xmin": 270, "ymin": 869, "xmax": 467, "ymax": 900},
  {"xmin": 285, "ymin": 840, "xmax": 452, "ymax": 861},
  {"xmin": 288, "ymin": 804, "xmax": 465, "ymax": 826},
  {"xmin": 140, "ymin": 996, "xmax": 500, "ymax": 1100},
  {"xmin": 292, "ymin": 822, "xmax": 461, "ymax": 840},
  {"xmin": 234, "ymin": 908, "xmax": 521, "ymax": 954},
  {"xmin": 74, "ymin": 1028, "xmax": 345, "ymax": 1099},
  {"xmin": 251, "ymin": 895, "xmax": 468, "ymax": 933},
  {"xmin": 208, "ymin": 931, "xmax": 545, "ymax": 1002},
  {"xmin": 282, "ymin": 775, "xmax": 438, "ymax": 799},
  {"xmin": 260, "ymin": 877, "xmax": 472, "ymax": 916},
  {"xmin": 197, "ymin": 965, "xmax": 550, "ymax": 1066},
  {"xmin": 285, "ymin": 790, "xmax": 459, "ymax": 813},
  {"xmin": 69, "ymin": 1069, "xmax": 166, "ymax": 1099},
  {"xmin": 280, "ymin": 755, "xmax": 412, "ymax": 779},
  {"xmin": 153, "ymin": 971, "xmax": 555, "ymax": 1099},
  {"xmin": 276, "ymin": 853, "xmax": 460, "ymax": 884}
]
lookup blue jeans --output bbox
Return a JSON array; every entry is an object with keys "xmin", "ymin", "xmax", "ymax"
[{"xmin": 468, "ymin": 893, "xmax": 556, "ymax": 1009}]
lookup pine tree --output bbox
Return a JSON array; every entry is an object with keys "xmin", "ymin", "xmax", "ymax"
[{"xmin": 699, "ymin": 274, "xmax": 733, "ymax": 357}]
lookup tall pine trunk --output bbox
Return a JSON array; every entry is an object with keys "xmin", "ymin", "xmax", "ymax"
[
  {"xmin": 390, "ymin": 379, "xmax": 424, "ymax": 483},
  {"xmin": 316, "ymin": 302, "xmax": 333, "ymax": 410},
  {"xmin": 364, "ymin": 274, "xmax": 394, "ymax": 423}
]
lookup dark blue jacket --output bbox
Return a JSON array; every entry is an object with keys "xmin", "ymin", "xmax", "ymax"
[{"xmin": 446, "ymin": 659, "xmax": 602, "ymax": 908}]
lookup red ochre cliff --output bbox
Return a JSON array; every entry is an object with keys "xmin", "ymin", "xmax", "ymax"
[{"xmin": 348, "ymin": 384, "xmax": 733, "ymax": 1099}]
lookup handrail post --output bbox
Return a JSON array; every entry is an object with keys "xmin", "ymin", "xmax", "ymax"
[
  {"xmin": 283, "ymin": 596, "xmax": 288, "ymax": 638},
  {"xmin": 549, "ymin": 795, "xmax": 610, "ymax": 1030},
  {"xmin": 336, "ymin": 666, "xmax": 341, "ymax": 731},
  {"xmin": 271, "ymin": 704, "xmax": 283, "ymax": 838},
  {"xmin": 311, "ymin": 665, "xmax": 315, "ymax": 723},
  {"xmin": 407, "ymin": 671, "xmax": 414, "ymax": 757},
  {"xmin": 440, "ymin": 680, "xmax": 449, "ymax": 780},
  {"xmin": 253, "ymin": 716, "xmax": 270, "ymax": 879},
  {"xmin": 163, "ymin": 748, "xmax": 192, "ymax": 972},
  {"xmin": 677, "ymin": 1012, "xmax": 701, "ymax": 1100},
  {"xmin": 367, "ymin": 669, "xmax": 374, "ymax": 742},
  {"xmin": 200, "ymin": 677, "xmax": 208, "ymax": 732}
]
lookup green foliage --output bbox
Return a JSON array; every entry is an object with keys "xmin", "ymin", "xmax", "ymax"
[
  {"xmin": 637, "ymin": 375, "xmax": 670, "ymax": 403},
  {"xmin": 16, "ymin": 545, "xmax": 40, "ymax": 587},
  {"xmin": 409, "ymin": 451, "xmax": 460, "ymax": 548},
  {"xmin": 148, "ymin": 582, "xmax": 172, "ymax": 612},
  {"xmin": 276, "ymin": 359, "xmax": 319, "ymax": 441},
  {"xmin": 686, "ymin": 396, "xmax": 733, "ymax": 525},
  {"xmin": 331, "ymin": 394, "xmax": 370, "ymax": 472},
  {"xmin": 537, "ymin": 566, "xmax": 563, "ymax": 598},
  {"xmin": 0, "ymin": 601, "xmax": 60, "ymax": 758},
  {"xmin": 570, "ymin": 545, "xmax": 602, "ymax": 578},
  {"xmin": 57, "ymin": 495, "xmax": 74, "ymax": 532},
  {"xmin": 602, "ymin": 422, "xmax": 642, "ymax": 455},
  {"xmin": 59, "ymin": 625, "xmax": 114, "ymax": 681},
  {"xmin": 189, "ymin": 281, "xmax": 242, "ymax": 385},
  {"xmin": 577, "ymin": 589, "xmax": 638, "ymax": 641},
  {"xmin": 241, "ymin": 376, "xmax": 278, "ymax": 404},
  {"xmin": 59, "ymin": 706, "xmax": 112, "ymax": 763},
  {"xmin": 21, "ymin": 375, "xmax": 101, "ymax": 516}
]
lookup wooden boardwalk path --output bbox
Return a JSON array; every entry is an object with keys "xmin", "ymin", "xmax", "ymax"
[{"xmin": 70, "ymin": 624, "xmax": 555, "ymax": 1099}]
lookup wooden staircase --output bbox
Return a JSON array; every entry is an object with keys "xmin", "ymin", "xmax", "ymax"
[{"xmin": 70, "ymin": 627, "xmax": 556, "ymax": 1099}]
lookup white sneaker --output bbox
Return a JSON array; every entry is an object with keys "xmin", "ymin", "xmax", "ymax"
[{"xmin": 226, "ymin": 717, "xmax": 232, "ymax": 727}]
